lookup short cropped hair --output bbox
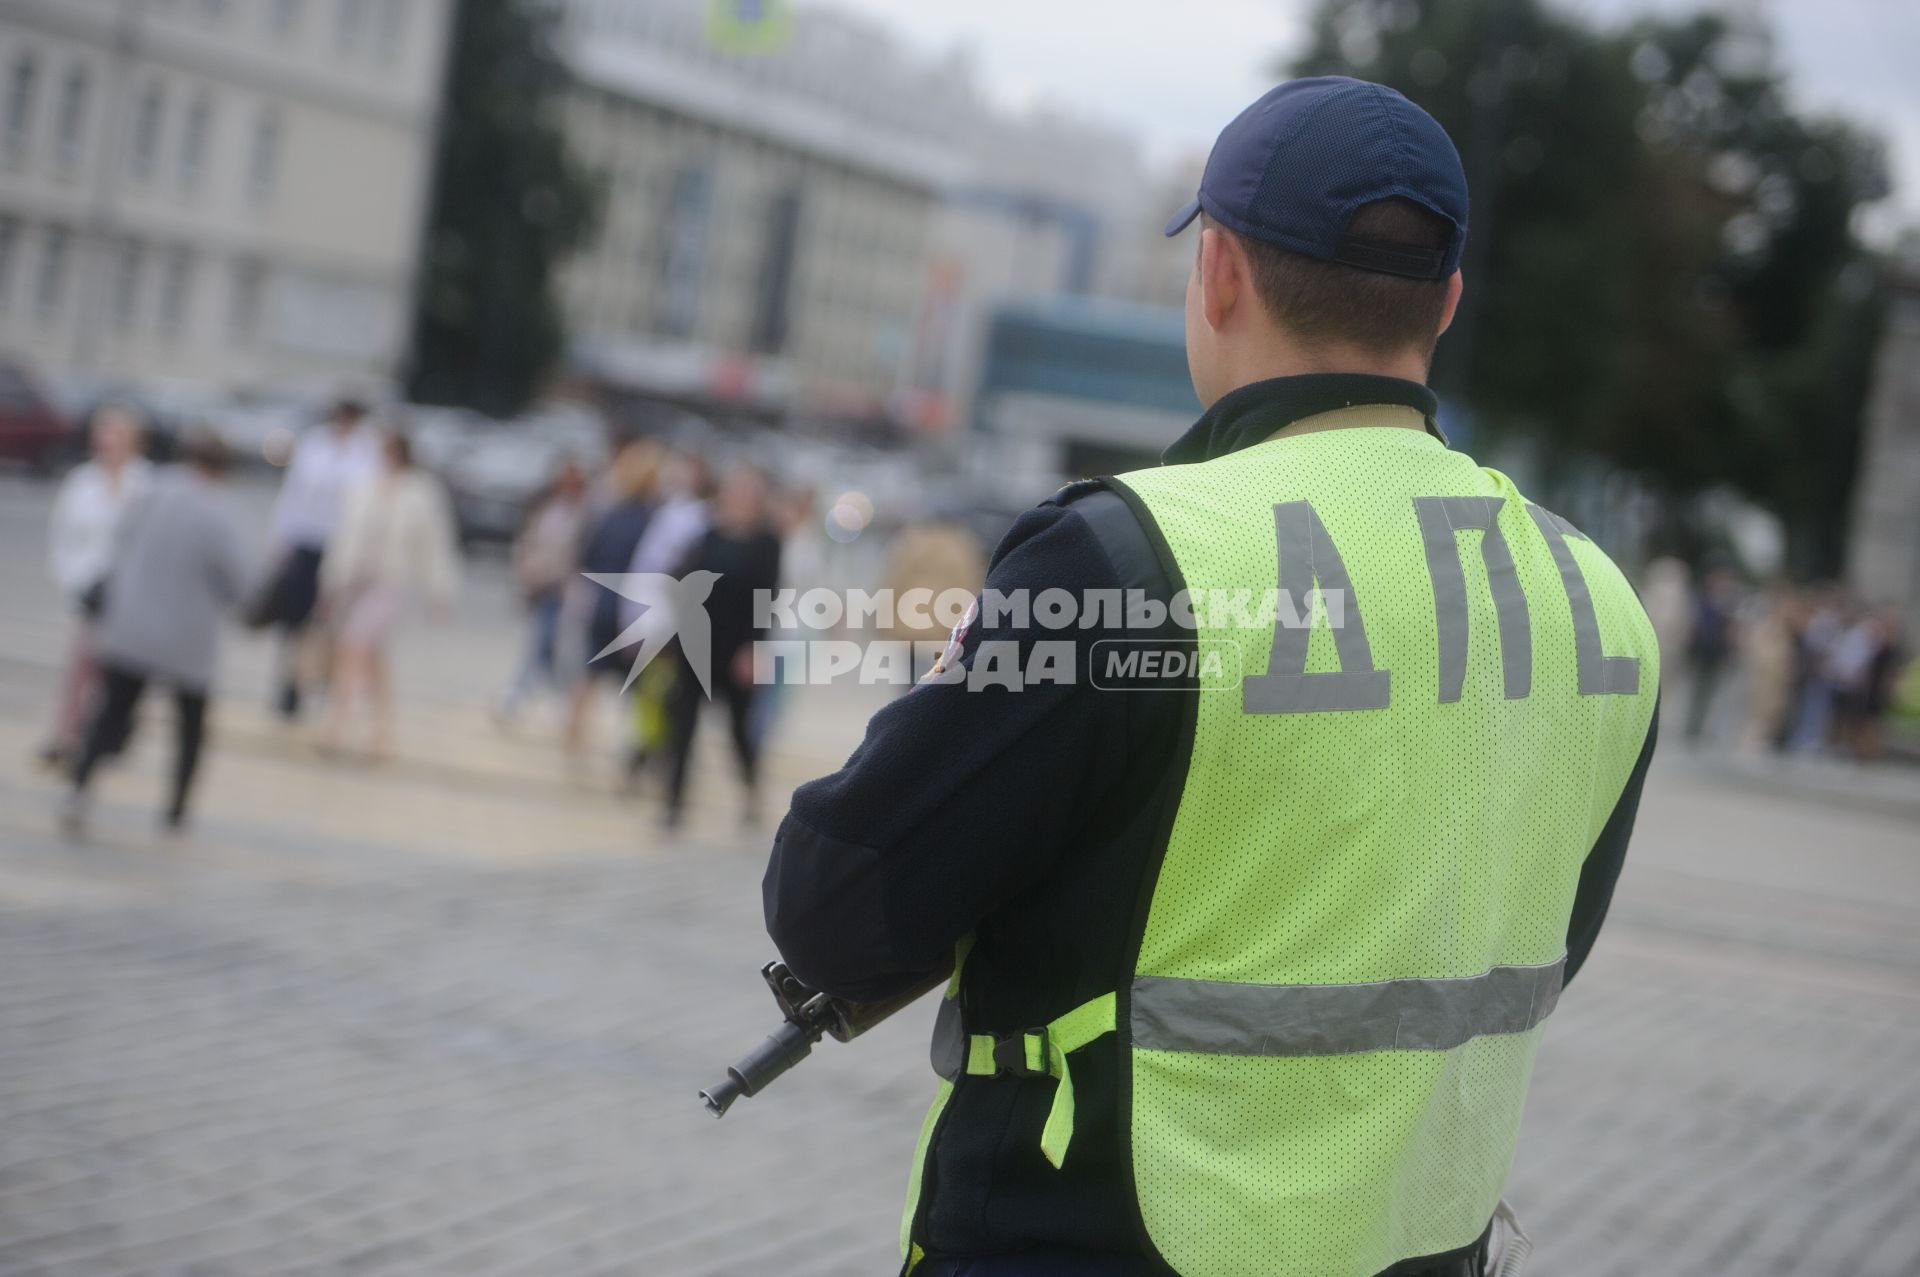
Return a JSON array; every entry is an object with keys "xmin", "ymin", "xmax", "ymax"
[{"xmin": 1208, "ymin": 198, "xmax": 1455, "ymax": 359}]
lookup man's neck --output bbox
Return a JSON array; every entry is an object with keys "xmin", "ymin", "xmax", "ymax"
[
  {"xmin": 1163, "ymin": 370, "xmax": 1441, "ymax": 465},
  {"xmin": 1217, "ymin": 345, "xmax": 1430, "ymax": 441},
  {"xmin": 1220, "ymin": 329, "xmax": 1429, "ymax": 387}
]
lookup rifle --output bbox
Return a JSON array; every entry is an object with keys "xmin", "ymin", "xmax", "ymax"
[{"xmin": 701, "ymin": 959, "xmax": 950, "ymax": 1117}]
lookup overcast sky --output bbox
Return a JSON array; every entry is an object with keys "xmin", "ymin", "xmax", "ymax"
[{"xmin": 822, "ymin": 0, "xmax": 1919, "ymax": 235}]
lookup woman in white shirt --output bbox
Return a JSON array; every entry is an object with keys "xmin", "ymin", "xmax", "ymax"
[
  {"xmin": 318, "ymin": 430, "xmax": 460, "ymax": 759},
  {"xmin": 42, "ymin": 405, "xmax": 151, "ymax": 765},
  {"xmin": 264, "ymin": 399, "xmax": 382, "ymax": 720}
]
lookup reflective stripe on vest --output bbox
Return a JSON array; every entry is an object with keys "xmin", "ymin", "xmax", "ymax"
[{"xmin": 1131, "ymin": 957, "xmax": 1564, "ymax": 1058}]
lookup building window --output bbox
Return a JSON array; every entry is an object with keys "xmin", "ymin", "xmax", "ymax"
[
  {"xmin": 129, "ymin": 82, "xmax": 165, "ymax": 180},
  {"xmin": 655, "ymin": 165, "xmax": 713, "ymax": 338},
  {"xmin": 375, "ymin": 0, "xmax": 408, "ymax": 63},
  {"xmin": 246, "ymin": 106, "xmax": 281, "ymax": 203},
  {"xmin": 271, "ymin": 0, "xmax": 305, "ymax": 36},
  {"xmin": 53, "ymin": 66, "xmax": 88, "ymax": 172},
  {"xmin": 336, "ymin": 0, "xmax": 369, "ymax": 55},
  {"xmin": 750, "ymin": 187, "xmax": 803, "ymax": 355},
  {"xmin": 112, "ymin": 241, "xmax": 144, "ymax": 332},
  {"xmin": 228, "ymin": 257, "xmax": 264, "ymax": 341},
  {"xmin": 4, "ymin": 53, "xmax": 38, "ymax": 160},
  {"xmin": 157, "ymin": 246, "xmax": 194, "ymax": 339},
  {"xmin": 0, "ymin": 218, "xmax": 17, "ymax": 315},
  {"xmin": 178, "ymin": 91, "xmax": 212, "ymax": 191},
  {"xmin": 35, "ymin": 228, "xmax": 69, "ymax": 321}
]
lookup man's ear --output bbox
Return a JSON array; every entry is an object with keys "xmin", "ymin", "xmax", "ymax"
[
  {"xmin": 1436, "ymin": 269, "xmax": 1464, "ymax": 335},
  {"xmin": 1198, "ymin": 225, "xmax": 1242, "ymax": 332}
]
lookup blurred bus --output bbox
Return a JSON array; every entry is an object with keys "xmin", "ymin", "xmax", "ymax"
[{"xmin": 970, "ymin": 296, "xmax": 1197, "ymax": 496}]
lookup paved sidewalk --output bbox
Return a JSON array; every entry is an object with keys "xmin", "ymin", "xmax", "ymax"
[
  {"xmin": 5, "ymin": 697, "xmax": 1918, "ymax": 1277},
  {"xmin": 2, "ymin": 476, "xmax": 1917, "ymax": 1276}
]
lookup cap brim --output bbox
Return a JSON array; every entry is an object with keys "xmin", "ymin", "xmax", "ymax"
[{"xmin": 1163, "ymin": 197, "xmax": 1202, "ymax": 237}]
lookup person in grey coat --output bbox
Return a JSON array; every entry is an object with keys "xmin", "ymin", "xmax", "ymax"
[{"xmin": 63, "ymin": 433, "xmax": 251, "ymax": 834}]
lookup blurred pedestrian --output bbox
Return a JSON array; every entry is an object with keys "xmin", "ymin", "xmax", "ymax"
[
  {"xmin": 627, "ymin": 448, "xmax": 713, "ymax": 578},
  {"xmin": 1735, "ymin": 582, "xmax": 1796, "ymax": 754},
  {"xmin": 1784, "ymin": 585, "xmax": 1846, "ymax": 752},
  {"xmin": 1641, "ymin": 556, "xmax": 1691, "ymax": 730},
  {"xmin": 40, "ymin": 403, "xmax": 151, "ymax": 767},
  {"xmin": 497, "ymin": 457, "xmax": 589, "ymax": 720},
  {"xmin": 1684, "ymin": 567, "xmax": 1740, "ymax": 742},
  {"xmin": 616, "ymin": 448, "xmax": 714, "ymax": 782},
  {"xmin": 1825, "ymin": 606, "xmax": 1906, "ymax": 762},
  {"xmin": 62, "ymin": 433, "xmax": 249, "ymax": 834},
  {"xmin": 1857, "ymin": 610, "xmax": 1910, "ymax": 762},
  {"xmin": 317, "ymin": 430, "xmax": 460, "ymax": 759},
  {"xmin": 744, "ymin": 483, "xmax": 823, "ymax": 746},
  {"xmin": 261, "ymin": 398, "xmax": 381, "ymax": 720},
  {"xmin": 563, "ymin": 441, "xmax": 663, "ymax": 755},
  {"xmin": 882, "ymin": 518, "xmax": 987, "ymax": 685},
  {"xmin": 663, "ymin": 462, "xmax": 781, "ymax": 830}
]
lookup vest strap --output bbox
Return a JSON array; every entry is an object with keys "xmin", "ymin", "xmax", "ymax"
[{"xmin": 963, "ymin": 990, "xmax": 1116, "ymax": 1169}]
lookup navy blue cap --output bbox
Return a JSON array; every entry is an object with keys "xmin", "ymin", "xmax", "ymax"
[{"xmin": 1165, "ymin": 76, "xmax": 1468, "ymax": 280}]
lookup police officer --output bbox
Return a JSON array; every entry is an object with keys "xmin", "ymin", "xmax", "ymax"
[{"xmin": 763, "ymin": 77, "xmax": 1659, "ymax": 1277}]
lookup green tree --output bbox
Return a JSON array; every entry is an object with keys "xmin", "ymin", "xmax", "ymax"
[
  {"xmin": 406, "ymin": 0, "xmax": 602, "ymax": 418},
  {"xmin": 1626, "ymin": 15, "xmax": 1889, "ymax": 574},
  {"xmin": 1290, "ymin": 0, "xmax": 1888, "ymax": 574}
]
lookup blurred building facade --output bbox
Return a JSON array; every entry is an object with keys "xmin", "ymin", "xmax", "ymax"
[
  {"xmin": 556, "ymin": 0, "xmax": 1192, "ymax": 440},
  {"xmin": 0, "ymin": 0, "xmax": 451, "ymax": 398},
  {"xmin": 558, "ymin": 0, "xmax": 962, "ymax": 419},
  {"xmin": 1846, "ymin": 273, "xmax": 1920, "ymax": 633},
  {"xmin": 904, "ymin": 107, "xmax": 1195, "ymax": 438}
]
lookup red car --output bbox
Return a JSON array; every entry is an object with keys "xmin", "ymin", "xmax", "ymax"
[{"xmin": 0, "ymin": 358, "xmax": 69, "ymax": 470}]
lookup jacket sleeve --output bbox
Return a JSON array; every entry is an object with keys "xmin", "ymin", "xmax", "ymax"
[
  {"xmin": 762, "ymin": 503, "xmax": 1134, "ymax": 1004},
  {"xmin": 1563, "ymin": 698, "xmax": 1659, "ymax": 986}
]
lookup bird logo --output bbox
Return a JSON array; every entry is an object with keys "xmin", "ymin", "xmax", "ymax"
[{"xmin": 581, "ymin": 571, "xmax": 723, "ymax": 696}]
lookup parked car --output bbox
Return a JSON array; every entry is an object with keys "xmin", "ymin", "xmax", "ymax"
[
  {"xmin": 401, "ymin": 404, "xmax": 489, "ymax": 474},
  {"xmin": 438, "ymin": 404, "xmax": 611, "ymax": 550},
  {"xmin": 445, "ymin": 431, "xmax": 573, "ymax": 549},
  {"xmin": 52, "ymin": 380, "xmax": 231, "ymax": 465},
  {"xmin": 0, "ymin": 358, "xmax": 75, "ymax": 470},
  {"xmin": 209, "ymin": 391, "xmax": 320, "ymax": 468},
  {"xmin": 516, "ymin": 401, "xmax": 611, "ymax": 466}
]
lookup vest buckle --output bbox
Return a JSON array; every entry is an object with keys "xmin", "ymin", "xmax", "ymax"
[{"xmin": 990, "ymin": 1029, "xmax": 1050, "ymax": 1079}]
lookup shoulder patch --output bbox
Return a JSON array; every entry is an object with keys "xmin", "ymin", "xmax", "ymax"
[
  {"xmin": 919, "ymin": 593, "xmax": 981, "ymax": 686},
  {"xmin": 1044, "ymin": 477, "xmax": 1112, "ymax": 511}
]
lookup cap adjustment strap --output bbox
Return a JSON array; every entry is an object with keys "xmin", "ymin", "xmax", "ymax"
[{"xmin": 1331, "ymin": 235, "xmax": 1447, "ymax": 279}]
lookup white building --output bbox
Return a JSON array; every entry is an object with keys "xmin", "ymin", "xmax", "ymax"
[
  {"xmin": 0, "ymin": 0, "xmax": 452, "ymax": 399},
  {"xmin": 906, "ymin": 106, "xmax": 1196, "ymax": 438},
  {"xmin": 556, "ymin": 0, "xmax": 1193, "ymax": 435},
  {"xmin": 558, "ymin": 0, "xmax": 963, "ymax": 418}
]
